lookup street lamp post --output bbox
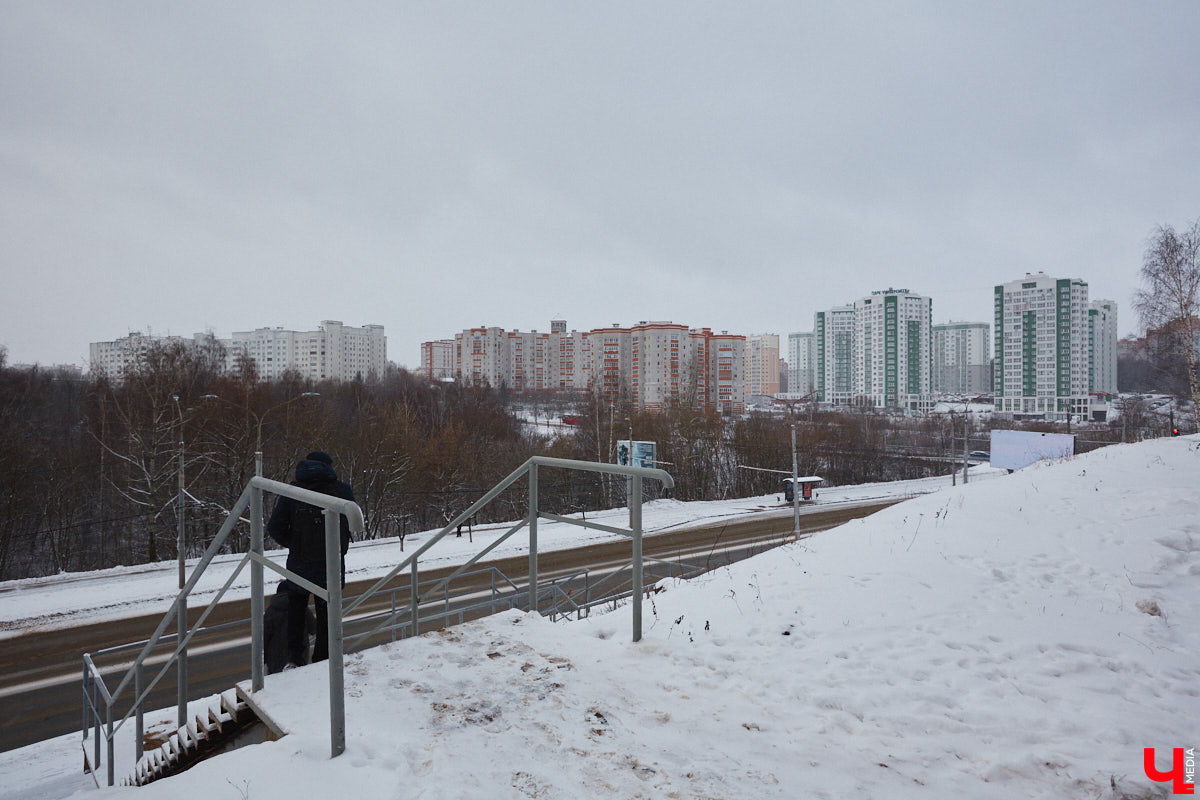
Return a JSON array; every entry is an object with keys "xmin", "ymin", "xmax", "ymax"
[
  {"xmin": 169, "ymin": 395, "xmax": 188, "ymax": 728},
  {"xmin": 790, "ymin": 424, "xmax": 800, "ymax": 540},
  {"xmin": 251, "ymin": 391, "xmax": 321, "ymax": 477}
]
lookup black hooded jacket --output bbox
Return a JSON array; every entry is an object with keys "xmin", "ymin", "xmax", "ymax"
[{"xmin": 266, "ymin": 458, "xmax": 355, "ymax": 587}]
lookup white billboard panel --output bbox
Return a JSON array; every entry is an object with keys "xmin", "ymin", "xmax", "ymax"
[
  {"xmin": 990, "ymin": 430, "xmax": 1075, "ymax": 471},
  {"xmin": 617, "ymin": 440, "xmax": 657, "ymax": 468}
]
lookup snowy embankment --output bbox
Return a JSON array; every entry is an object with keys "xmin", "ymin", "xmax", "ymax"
[{"xmin": 5, "ymin": 438, "xmax": 1197, "ymax": 798}]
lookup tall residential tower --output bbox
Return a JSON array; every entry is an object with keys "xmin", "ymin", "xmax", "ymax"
[
  {"xmin": 993, "ymin": 273, "xmax": 1090, "ymax": 418},
  {"xmin": 852, "ymin": 289, "xmax": 932, "ymax": 409},
  {"xmin": 932, "ymin": 322, "xmax": 991, "ymax": 396}
]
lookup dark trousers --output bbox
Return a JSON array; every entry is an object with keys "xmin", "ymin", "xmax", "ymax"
[{"xmin": 286, "ymin": 588, "xmax": 329, "ymax": 664}]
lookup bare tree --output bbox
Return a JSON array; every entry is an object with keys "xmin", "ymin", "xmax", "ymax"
[{"xmin": 1133, "ymin": 218, "xmax": 1200, "ymax": 427}]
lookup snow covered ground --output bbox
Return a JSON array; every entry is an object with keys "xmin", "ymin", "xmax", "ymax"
[{"xmin": 4, "ymin": 438, "xmax": 1199, "ymax": 798}]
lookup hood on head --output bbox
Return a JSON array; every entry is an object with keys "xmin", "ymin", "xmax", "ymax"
[
  {"xmin": 306, "ymin": 450, "xmax": 333, "ymax": 466},
  {"xmin": 295, "ymin": 458, "xmax": 337, "ymax": 486}
]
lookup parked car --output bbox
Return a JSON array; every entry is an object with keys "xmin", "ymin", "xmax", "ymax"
[{"xmin": 969, "ymin": 450, "xmax": 990, "ymax": 459}]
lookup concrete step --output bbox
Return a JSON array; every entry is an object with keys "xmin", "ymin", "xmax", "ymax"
[{"xmin": 125, "ymin": 690, "xmax": 259, "ymax": 787}]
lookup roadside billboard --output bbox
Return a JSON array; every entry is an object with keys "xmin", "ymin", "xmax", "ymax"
[
  {"xmin": 990, "ymin": 430, "xmax": 1075, "ymax": 471},
  {"xmin": 617, "ymin": 440, "xmax": 657, "ymax": 469}
]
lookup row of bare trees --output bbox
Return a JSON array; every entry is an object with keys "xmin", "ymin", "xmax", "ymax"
[
  {"xmin": 1, "ymin": 339, "xmax": 968, "ymax": 581},
  {"xmin": 4, "ymin": 335, "xmax": 1157, "ymax": 582},
  {"xmin": 0, "ymin": 342, "xmax": 554, "ymax": 580}
]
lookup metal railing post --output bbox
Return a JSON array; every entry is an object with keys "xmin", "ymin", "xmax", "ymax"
[
  {"xmin": 410, "ymin": 560, "xmax": 419, "ymax": 637},
  {"xmin": 92, "ymin": 681, "xmax": 100, "ymax": 774},
  {"xmin": 176, "ymin": 594, "xmax": 187, "ymax": 729},
  {"xmin": 106, "ymin": 704, "xmax": 114, "ymax": 786},
  {"xmin": 135, "ymin": 661, "xmax": 144, "ymax": 760},
  {"xmin": 80, "ymin": 661, "xmax": 87, "ymax": 748},
  {"xmin": 631, "ymin": 474, "xmax": 643, "ymax": 643},
  {"xmin": 325, "ymin": 508, "xmax": 345, "ymax": 758},
  {"xmin": 250, "ymin": 482, "xmax": 265, "ymax": 692},
  {"xmin": 528, "ymin": 462, "xmax": 538, "ymax": 613},
  {"xmin": 176, "ymin": 439, "xmax": 188, "ymax": 731}
]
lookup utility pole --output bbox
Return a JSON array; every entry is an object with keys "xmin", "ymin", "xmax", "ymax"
[
  {"xmin": 790, "ymin": 424, "xmax": 800, "ymax": 541},
  {"xmin": 962, "ymin": 416, "xmax": 969, "ymax": 485}
]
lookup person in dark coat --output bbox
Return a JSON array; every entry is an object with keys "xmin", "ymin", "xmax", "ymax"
[{"xmin": 266, "ymin": 450, "xmax": 355, "ymax": 666}]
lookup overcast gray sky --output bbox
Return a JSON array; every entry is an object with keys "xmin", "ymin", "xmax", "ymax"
[{"xmin": 2, "ymin": 1, "xmax": 1197, "ymax": 369}]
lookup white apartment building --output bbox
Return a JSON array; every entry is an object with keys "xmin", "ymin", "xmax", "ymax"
[
  {"xmin": 932, "ymin": 322, "xmax": 992, "ymax": 396},
  {"xmin": 91, "ymin": 322, "xmax": 385, "ymax": 382},
  {"xmin": 746, "ymin": 334, "xmax": 780, "ymax": 398},
  {"xmin": 556, "ymin": 329, "xmax": 592, "ymax": 392},
  {"xmin": 421, "ymin": 340, "xmax": 456, "ymax": 381},
  {"xmin": 853, "ymin": 289, "xmax": 932, "ymax": 409},
  {"xmin": 786, "ymin": 332, "xmax": 816, "ymax": 397},
  {"xmin": 631, "ymin": 322, "xmax": 690, "ymax": 411},
  {"xmin": 589, "ymin": 325, "xmax": 632, "ymax": 401},
  {"xmin": 814, "ymin": 306, "xmax": 856, "ymax": 404},
  {"xmin": 454, "ymin": 326, "xmax": 508, "ymax": 389},
  {"xmin": 229, "ymin": 320, "xmax": 386, "ymax": 382},
  {"xmin": 993, "ymin": 273, "xmax": 1090, "ymax": 418},
  {"xmin": 1089, "ymin": 300, "xmax": 1119, "ymax": 396},
  {"xmin": 90, "ymin": 331, "xmax": 227, "ymax": 377}
]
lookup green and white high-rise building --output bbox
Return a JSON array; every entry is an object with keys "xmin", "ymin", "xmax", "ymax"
[
  {"xmin": 853, "ymin": 289, "xmax": 933, "ymax": 410},
  {"xmin": 993, "ymin": 272, "xmax": 1091, "ymax": 418},
  {"xmin": 811, "ymin": 290, "xmax": 933, "ymax": 410},
  {"xmin": 814, "ymin": 306, "xmax": 856, "ymax": 404}
]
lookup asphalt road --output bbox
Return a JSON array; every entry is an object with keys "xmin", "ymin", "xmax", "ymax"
[{"xmin": 0, "ymin": 498, "xmax": 899, "ymax": 753}]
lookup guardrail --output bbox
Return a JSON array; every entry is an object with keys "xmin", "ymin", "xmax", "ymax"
[{"xmin": 82, "ymin": 456, "xmax": 672, "ymax": 786}]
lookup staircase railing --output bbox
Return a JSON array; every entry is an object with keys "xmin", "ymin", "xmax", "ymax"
[
  {"xmin": 82, "ymin": 475, "xmax": 365, "ymax": 786},
  {"xmin": 82, "ymin": 456, "xmax": 671, "ymax": 787},
  {"xmin": 341, "ymin": 456, "xmax": 673, "ymax": 652}
]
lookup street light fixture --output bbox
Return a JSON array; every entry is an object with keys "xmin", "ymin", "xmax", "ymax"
[
  {"xmin": 193, "ymin": 390, "xmax": 322, "ymax": 476},
  {"xmin": 252, "ymin": 391, "xmax": 321, "ymax": 476}
]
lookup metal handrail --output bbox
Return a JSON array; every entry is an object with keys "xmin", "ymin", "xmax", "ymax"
[
  {"xmin": 82, "ymin": 475, "xmax": 364, "ymax": 785},
  {"xmin": 81, "ymin": 456, "xmax": 671, "ymax": 787},
  {"xmin": 343, "ymin": 456, "xmax": 672, "ymax": 650}
]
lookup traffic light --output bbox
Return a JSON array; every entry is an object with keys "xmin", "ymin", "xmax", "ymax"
[{"xmin": 1172, "ymin": 428, "xmax": 1180, "ymax": 436}]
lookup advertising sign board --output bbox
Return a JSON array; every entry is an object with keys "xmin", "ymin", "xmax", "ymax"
[
  {"xmin": 617, "ymin": 440, "xmax": 657, "ymax": 469},
  {"xmin": 990, "ymin": 430, "xmax": 1075, "ymax": 471}
]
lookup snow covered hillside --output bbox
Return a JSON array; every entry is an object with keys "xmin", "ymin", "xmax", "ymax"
[{"xmin": 5, "ymin": 436, "xmax": 1199, "ymax": 799}]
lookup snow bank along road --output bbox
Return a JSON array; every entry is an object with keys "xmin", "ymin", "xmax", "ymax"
[{"xmin": 0, "ymin": 498, "xmax": 900, "ymax": 752}]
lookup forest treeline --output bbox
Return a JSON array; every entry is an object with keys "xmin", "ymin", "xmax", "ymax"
[{"xmin": 0, "ymin": 342, "xmax": 1135, "ymax": 581}]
